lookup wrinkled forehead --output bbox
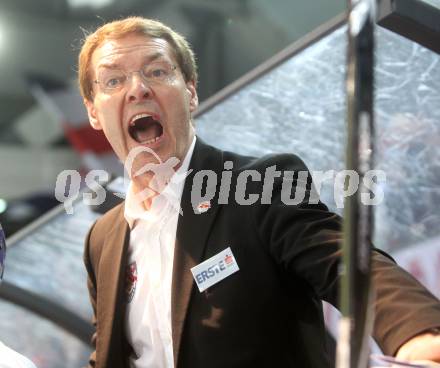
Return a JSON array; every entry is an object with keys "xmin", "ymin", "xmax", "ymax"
[{"xmin": 92, "ymin": 35, "xmax": 175, "ymax": 71}]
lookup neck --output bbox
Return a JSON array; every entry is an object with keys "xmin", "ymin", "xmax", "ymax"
[{"xmin": 132, "ymin": 176, "xmax": 158, "ymax": 211}]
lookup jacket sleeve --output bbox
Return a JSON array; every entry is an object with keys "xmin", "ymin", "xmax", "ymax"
[
  {"xmin": 252, "ymin": 153, "xmax": 440, "ymax": 356},
  {"xmin": 83, "ymin": 221, "xmax": 98, "ymax": 368}
]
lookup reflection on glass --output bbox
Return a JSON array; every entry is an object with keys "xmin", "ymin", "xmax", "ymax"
[
  {"xmin": 196, "ymin": 25, "xmax": 440, "ymax": 253},
  {"xmin": 420, "ymin": 0, "xmax": 440, "ymax": 9},
  {"xmin": 0, "ymin": 298, "xmax": 91, "ymax": 368},
  {"xmin": 4, "ymin": 201, "xmax": 100, "ymax": 319}
]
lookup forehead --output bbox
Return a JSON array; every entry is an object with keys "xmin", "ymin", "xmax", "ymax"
[{"xmin": 91, "ymin": 34, "xmax": 174, "ymax": 69}]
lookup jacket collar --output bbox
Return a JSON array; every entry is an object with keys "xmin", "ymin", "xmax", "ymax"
[
  {"xmin": 171, "ymin": 138, "xmax": 224, "ymax": 366},
  {"xmin": 97, "ymin": 204, "xmax": 130, "ymax": 367}
]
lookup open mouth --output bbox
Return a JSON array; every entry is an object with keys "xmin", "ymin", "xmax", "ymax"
[{"xmin": 128, "ymin": 114, "xmax": 164, "ymax": 144}]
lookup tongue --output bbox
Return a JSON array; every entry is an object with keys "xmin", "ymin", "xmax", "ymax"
[{"xmin": 133, "ymin": 120, "xmax": 162, "ymax": 143}]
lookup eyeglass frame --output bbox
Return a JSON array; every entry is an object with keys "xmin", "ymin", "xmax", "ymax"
[{"xmin": 93, "ymin": 61, "xmax": 178, "ymax": 94}]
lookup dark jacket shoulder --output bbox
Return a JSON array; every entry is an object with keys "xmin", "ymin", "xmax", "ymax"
[{"xmin": 220, "ymin": 147, "xmax": 310, "ymax": 173}]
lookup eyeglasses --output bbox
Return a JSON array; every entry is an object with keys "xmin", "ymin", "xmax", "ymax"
[
  {"xmin": 94, "ymin": 61, "xmax": 177, "ymax": 94},
  {"xmin": 0, "ymin": 225, "xmax": 5, "ymax": 280}
]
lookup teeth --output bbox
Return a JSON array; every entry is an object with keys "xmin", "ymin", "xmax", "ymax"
[
  {"xmin": 129, "ymin": 113, "xmax": 152, "ymax": 126},
  {"xmin": 142, "ymin": 136, "xmax": 161, "ymax": 145}
]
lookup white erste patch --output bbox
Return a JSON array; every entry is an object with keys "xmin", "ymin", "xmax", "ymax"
[{"xmin": 191, "ymin": 247, "xmax": 239, "ymax": 292}]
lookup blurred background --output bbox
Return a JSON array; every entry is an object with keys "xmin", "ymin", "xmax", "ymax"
[
  {"xmin": 0, "ymin": 0, "xmax": 439, "ymax": 367},
  {"xmin": 0, "ymin": 0, "xmax": 346, "ymax": 235}
]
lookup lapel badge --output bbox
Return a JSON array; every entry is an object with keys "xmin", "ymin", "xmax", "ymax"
[
  {"xmin": 191, "ymin": 247, "xmax": 240, "ymax": 292},
  {"xmin": 196, "ymin": 200, "xmax": 211, "ymax": 214},
  {"xmin": 125, "ymin": 261, "xmax": 138, "ymax": 303}
]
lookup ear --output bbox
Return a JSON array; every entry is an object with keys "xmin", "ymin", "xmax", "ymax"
[
  {"xmin": 84, "ymin": 99, "xmax": 102, "ymax": 130},
  {"xmin": 186, "ymin": 80, "xmax": 198, "ymax": 113}
]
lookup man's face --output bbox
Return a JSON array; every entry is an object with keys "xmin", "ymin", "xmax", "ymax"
[{"xmin": 85, "ymin": 34, "xmax": 198, "ymax": 185}]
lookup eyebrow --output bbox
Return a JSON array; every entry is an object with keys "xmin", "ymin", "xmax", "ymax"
[{"xmin": 97, "ymin": 52, "xmax": 168, "ymax": 70}]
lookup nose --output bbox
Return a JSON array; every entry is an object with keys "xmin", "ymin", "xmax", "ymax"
[{"xmin": 126, "ymin": 73, "xmax": 152, "ymax": 103}]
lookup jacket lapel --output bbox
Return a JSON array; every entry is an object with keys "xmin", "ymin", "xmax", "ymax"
[
  {"xmin": 171, "ymin": 139, "xmax": 224, "ymax": 366},
  {"xmin": 96, "ymin": 205, "xmax": 130, "ymax": 368}
]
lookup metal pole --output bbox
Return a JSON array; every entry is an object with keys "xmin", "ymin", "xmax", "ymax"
[{"xmin": 336, "ymin": 1, "xmax": 376, "ymax": 367}]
